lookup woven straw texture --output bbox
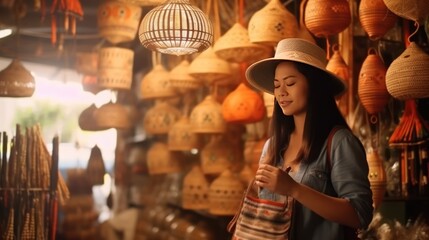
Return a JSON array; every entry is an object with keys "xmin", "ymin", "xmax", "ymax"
[{"xmin": 386, "ymin": 42, "xmax": 429, "ymax": 100}]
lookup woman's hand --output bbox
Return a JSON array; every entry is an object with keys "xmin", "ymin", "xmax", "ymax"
[{"xmin": 255, "ymin": 164, "xmax": 296, "ymax": 196}]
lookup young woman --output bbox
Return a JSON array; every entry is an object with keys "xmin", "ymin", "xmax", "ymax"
[{"xmin": 245, "ymin": 38, "xmax": 374, "ymax": 239}]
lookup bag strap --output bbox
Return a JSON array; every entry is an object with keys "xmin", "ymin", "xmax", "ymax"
[{"xmin": 326, "ymin": 126, "xmax": 343, "ymax": 171}]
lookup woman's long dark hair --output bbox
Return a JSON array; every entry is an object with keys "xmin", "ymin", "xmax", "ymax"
[{"xmin": 267, "ymin": 61, "xmax": 349, "ymax": 166}]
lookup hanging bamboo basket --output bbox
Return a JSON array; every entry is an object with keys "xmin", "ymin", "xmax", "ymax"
[
  {"xmin": 98, "ymin": 47, "xmax": 134, "ymax": 90},
  {"xmin": 208, "ymin": 169, "xmax": 245, "ymax": 216},
  {"xmin": 78, "ymin": 104, "xmax": 109, "ymax": 131},
  {"xmin": 182, "ymin": 165, "xmax": 210, "ymax": 210},
  {"xmin": 359, "ymin": 0, "xmax": 398, "ymax": 41},
  {"xmin": 168, "ymin": 115, "xmax": 202, "ymax": 151},
  {"xmin": 93, "ymin": 102, "xmax": 132, "ymax": 129},
  {"xmin": 200, "ymin": 135, "xmax": 235, "ymax": 175},
  {"xmin": 213, "ymin": 22, "xmax": 272, "ymax": 64},
  {"xmin": 143, "ymin": 100, "xmax": 181, "ymax": 135},
  {"xmin": 169, "ymin": 60, "xmax": 201, "ymax": 94},
  {"xmin": 188, "ymin": 47, "xmax": 232, "ymax": 86},
  {"xmin": 304, "ymin": 0, "xmax": 351, "ymax": 38},
  {"xmin": 248, "ymin": 0, "xmax": 298, "ymax": 46},
  {"xmin": 147, "ymin": 141, "xmax": 183, "ymax": 175},
  {"xmin": 140, "ymin": 64, "xmax": 177, "ymax": 100},
  {"xmin": 189, "ymin": 95, "xmax": 226, "ymax": 134},
  {"xmin": 383, "ymin": 0, "xmax": 429, "ymax": 24},
  {"xmin": 358, "ymin": 48, "xmax": 390, "ymax": 115},
  {"xmin": 97, "ymin": 0, "xmax": 142, "ymax": 44},
  {"xmin": 386, "ymin": 42, "xmax": 429, "ymax": 100},
  {"xmin": 0, "ymin": 59, "xmax": 35, "ymax": 98},
  {"xmin": 222, "ymin": 83, "xmax": 266, "ymax": 124}
]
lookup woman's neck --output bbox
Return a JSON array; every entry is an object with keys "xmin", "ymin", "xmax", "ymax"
[{"xmin": 293, "ymin": 113, "xmax": 306, "ymax": 139}]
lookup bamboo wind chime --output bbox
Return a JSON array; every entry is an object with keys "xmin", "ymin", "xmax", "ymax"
[{"xmin": 0, "ymin": 124, "xmax": 70, "ymax": 240}]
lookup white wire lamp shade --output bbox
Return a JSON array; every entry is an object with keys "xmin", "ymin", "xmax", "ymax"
[{"xmin": 138, "ymin": 0, "xmax": 214, "ymax": 56}]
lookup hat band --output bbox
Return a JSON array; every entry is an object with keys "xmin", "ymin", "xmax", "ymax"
[{"xmin": 274, "ymin": 51, "xmax": 326, "ymax": 69}]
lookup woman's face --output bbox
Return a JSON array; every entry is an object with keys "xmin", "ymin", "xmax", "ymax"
[{"xmin": 273, "ymin": 61, "xmax": 309, "ymax": 116}]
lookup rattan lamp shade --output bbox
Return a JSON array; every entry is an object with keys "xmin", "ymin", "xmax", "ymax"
[{"xmin": 138, "ymin": 0, "xmax": 214, "ymax": 56}]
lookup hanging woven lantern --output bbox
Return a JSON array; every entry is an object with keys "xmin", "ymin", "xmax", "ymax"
[
  {"xmin": 208, "ymin": 169, "xmax": 245, "ymax": 216},
  {"xmin": 358, "ymin": 48, "xmax": 390, "ymax": 115},
  {"xmin": 147, "ymin": 141, "xmax": 183, "ymax": 175},
  {"xmin": 200, "ymin": 135, "xmax": 235, "ymax": 175},
  {"xmin": 97, "ymin": 0, "xmax": 142, "ymax": 44},
  {"xmin": 168, "ymin": 115, "xmax": 202, "ymax": 151},
  {"xmin": 0, "ymin": 59, "xmax": 35, "ymax": 98},
  {"xmin": 386, "ymin": 42, "xmax": 429, "ymax": 100},
  {"xmin": 140, "ymin": 64, "xmax": 177, "ymax": 100},
  {"xmin": 93, "ymin": 102, "xmax": 132, "ymax": 129},
  {"xmin": 138, "ymin": 0, "xmax": 214, "ymax": 56},
  {"xmin": 222, "ymin": 83, "xmax": 266, "ymax": 124},
  {"xmin": 248, "ymin": 0, "xmax": 298, "ymax": 47},
  {"xmin": 143, "ymin": 100, "xmax": 181, "ymax": 135},
  {"xmin": 182, "ymin": 165, "xmax": 210, "ymax": 210},
  {"xmin": 359, "ymin": 0, "xmax": 398, "ymax": 41},
  {"xmin": 189, "ymin": 95, "xmax": 226, "ymax": 134},
  {"xmin": 188, "ymin": 47, "xmax": 232, "ymax": 86},
  {"xmin": 78, "ymin": 104, "xmax": 109, "ymax": 132},
  {"xmin": 97, "ymin": 47, "xmax": 134, "ymax": 91},
  {"xmin": 383, "ymin": 0, "xmax": 429, "ymax": 24},
  {"xmin": 169, "ymin": 60, "xmax": 201, "ymax": 94},
  {"xmin": 213, "ymin": 22, "xmax": 272, "ymax": 64}
]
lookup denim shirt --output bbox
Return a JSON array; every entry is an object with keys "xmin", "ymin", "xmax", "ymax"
[{"xmin": 258, "ymin": 128, "xmax": 374, "ymax": 240}]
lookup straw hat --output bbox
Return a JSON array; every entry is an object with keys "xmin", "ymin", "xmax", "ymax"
[{"xmin": 246, "ymin": 38, "xmax": 345, "ymax": 96}]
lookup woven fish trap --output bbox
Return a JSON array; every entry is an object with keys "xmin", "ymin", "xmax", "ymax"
[{"xmin": 386, "ymin": 42, "xmax": 429, "ymax": 100}]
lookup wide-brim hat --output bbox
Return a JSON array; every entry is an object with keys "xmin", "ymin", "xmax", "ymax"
[{"xmin": 246, "ymin": 38, "xmax": 346, "ymax": 96}]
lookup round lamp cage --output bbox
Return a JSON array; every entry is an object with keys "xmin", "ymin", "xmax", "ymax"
[{"xmin": 138, "ymin": 0, "xmax": 214, "ymax": 56}]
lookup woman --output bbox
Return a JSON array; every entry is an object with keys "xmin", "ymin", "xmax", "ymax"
[{"xmin": 245, "ymin": 38, "xmax": 373, "ymax": 239}]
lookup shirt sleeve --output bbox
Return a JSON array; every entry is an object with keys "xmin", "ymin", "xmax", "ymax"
[{"xmin": 330, "ymin": 129, "xmax": 374, "ymax": 229}]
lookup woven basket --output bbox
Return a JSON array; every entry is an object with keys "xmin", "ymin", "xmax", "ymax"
[
  {"xmin": 304, "ymin": 0, "xmax": 351, "ymax": 38},
  {"xmin": 190, "ymin": 95, "xmax": 226, "ymax": 134},
  {"xmin": 0, "ymin": 59, "xmax": 35, "ymax": 98},
  {"xmin": 143, "ymin": 100, "xmax": 181, "ymax": 135},
  {"xmin": 214, "ymin": 22, "xmax": 273, "ymax": 64},
  {"xmin": 359, "ymin": 0, "xmax": 398, "ymax": 41},
  {"xmin": 169, "ymin": 60, "xmax": 201, "ymax": 94},
  {"xmin": 189, "ymin": 47, "xmax": 232, "ymax": 86},
  {"xmin": 140, "ymin": 64, "xmax": 177, "ymax": 100},
  {"xmin": 182, "ymin": 165, "xmax": 210, "ymax": 210},
  {"xmin": 208, "ymin": 169, "xmax": 245, "ymax": 216},
  {"xmin": 98, "ymin": 47, "xmax": 134, "ymax": 90},
  {"xmin": 200, "ymin": 135, "xmax": 235, "ymax": 175},
  {"xmin": 358, "ymin": 48, "xmax": 390, "ymax": 114},
  {"xmin": 97, "ymin": 0, "xmax": 142, "ymax": 44},
  {"xmin": 78, "ymin": 104, "xmax": 109, "ymax": 132},
  {"xmin": 146, "ymin": 141, "xmax": 183, "ymax": 175},
  {"xmin": 93, "ymin": 102, "xmax": 132, "ymax": 129},
  {"xmin": 168, "ymin": 116, "xmax": 202, "ymax": 151},
  {"xmin": 386, "ymin": 42, "xmax": 429, "ymax": 100},
  {"xmin": 222, "ymin": 83, "xmax": 266, "ymax": 124},
  {"xmin": 383, "ymin": 0, "xmax": 429, "ymax": 23},
  {"xmin": 248, "ymin": 0, "xmax": 298, "ymax": 46}
]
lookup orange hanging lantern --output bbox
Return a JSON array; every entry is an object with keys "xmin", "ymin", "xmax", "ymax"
[{"xmin": 358, "ymin": 48, "xmax": 390, "ymax": 115}]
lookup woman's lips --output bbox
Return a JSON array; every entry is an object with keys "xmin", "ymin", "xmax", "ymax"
[{"xmin": 279, "ymin": 100, "xmax": 292, "ymax": 107}]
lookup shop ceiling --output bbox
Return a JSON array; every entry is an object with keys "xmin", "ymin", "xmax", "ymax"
[{"xmin": 0, "ymin": 0, "xmax": 293, "ymax": 72}]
